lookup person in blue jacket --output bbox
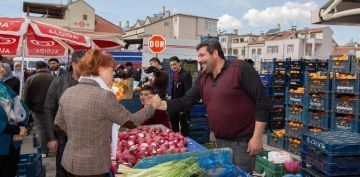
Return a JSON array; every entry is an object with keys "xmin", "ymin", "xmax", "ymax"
[{"xmin": 0, "ymin": 59, "xmax": 29, "ymax": 177}]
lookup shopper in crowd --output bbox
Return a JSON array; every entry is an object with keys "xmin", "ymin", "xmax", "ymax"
[
  {"xmin": 114, "ymin": 65, "xmax": 127, "ymax": 79},
  {"xmin": 144, "ymin": 66, "xmax": 168, "ymax": 99},
  {"xmin": 2, "ymin": 63, "xmax": 20, "ymax": 95},
  {"xmin": 168, "ymin": 56, "xmax": 192, "ymax": 136},
  {"xmin": 159, "ymin": 40, "xmax": 271, "ymax": 173},
  {"xmin": 125, "ymin": 62, "xmax": 141, "ymax": 81},
  {"xmin": 44, "ymin": 51, "xmax": 85, "ymax": 177},
  {"xmin": 140, "ymin": 85, "xmax": 171, "ymax": 129},
  {"xmin": 23, "ymin": 61, "xmax": 55, "ymax": 157},
  {"xmin": 0, "ymin": 59, "xmax": 29, "ymax": 177},
  {"xmin": 54, "ymin": 49, "xmax": 161, "ymax": 177},
  {"xmin": 149, "ymin": 57, "xmax": 163, "ymax": 71},
  {"xmin": 12, "ymin": 62, "xmax": 22, "ymax": 79},
  {"xmin": 48, "ymin": 58, "xmax": 67, "ymax": 77}
]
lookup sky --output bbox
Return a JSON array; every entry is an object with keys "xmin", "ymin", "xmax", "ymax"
[{"xmin": 0, "ymin": 0, "xmax": 358, "ymax": 45}]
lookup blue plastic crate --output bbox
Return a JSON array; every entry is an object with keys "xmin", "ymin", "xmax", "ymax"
[
  {"xmin": 261, "ymin": 60, "xmax": 275, "ymax": 72},
  {"xmin": 301, "ymin": 150, "xmax": 360, "ymax": 176},
  {"xmin": 290, "ymin": 60, "xmax": 305, "ymax": 70},
  {"xmin": 302, "ymin": 131, "xmax": 360, "ymax": 155},
  {"xmin": 330, "ymin": 116, "xmax": 360, "ymax": 133},
  {"xmin": 271, "ymin": 85, "xmax": 286, "ymax": 97},
  {"xmin": 304, "ymin": 59, "xmax": 317, "ymax": 72},
  {"xmin": 305, "ymin": 110, "xmax": 330, "ymax": 129},
  {"xmin": 265, "ymin": 87, "xmax": 271, "ymax": 96},
  {"xmin": 304, "ymin": 73, "xmax": 331, "ymax": 93},
  {"xmin": 189, "ymin": 131, "xmax": 210, "ymax": 144},
  {"xmin": 285, "ymin": 136, "xmax": 301, "ymax": 155},
  {"xmin": 267, "ymin": 134, "xmax": 285, "ymax": 149},
  {"xmin": 16, "ymin": 153, "xmax": 42, "ymax": 177},
  {"xmin": 190, "ymin": 104, "xmax": 206, "ymax": 117},
  {"xmin": 328, "ymin": 58, "xmax": 351, "ymax": 73},
  {"xmin": 285, "ymin": 106, "xmax": 306, "ymax": 123},
  {"xmin": 316, "ymin": 60, "xmax": 328, "ymax": 71},
  {"xmin": 274, "ymin": 60, "xmax": 288, "ymax": 71},
  {"xmin": 271, "ymin": 72, "xmax": 288, "ymax": 84},
  {"xmin": 333, "ymin": 78, "xmax": 359, "ymax": 94},
  {"xmin": 307, "ymin": 94, "xmax": 331, "ymax": 111},
  {"xmin": 260, "ymin": 74, "xmax": 272, "ymax": 86},
  {"xmin": 285, "ymin": 121, "xmax": 304, "ymax": 139},
  {"xmin": 189, "ymin": 118, "xmax": 209, "ymax": 131},
  {"xmin": 351, "ymin": 56, "xmax": 360, "ymax": 74},
  {"xmin": 270, "ymin": 108, "xmax": 285, "ymax": 121},
  {"xmin": 271, "ymin": 97, "xmax": 286, "ymax": 109},
  {"xmin": 287, "ymin": 92, "xmax": 307, "ymax": 106},
  {"xmin": 333, "ymin": 96, "xmax": 359, "ymax": 115}
]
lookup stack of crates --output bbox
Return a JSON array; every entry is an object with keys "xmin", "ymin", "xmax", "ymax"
[
  {"xmin": 188, "ymin": 104, "xmax": 210, "ymax": 144},
  {"xmin": 16, "ymin": 136, "xmax": 45, "ymax": 177},
  {"xmin": 301, "ymin": 131, "xmax": 360, "ymax": 176},
  {"xmin": 330, "ymin": 55, "xmax": 360, "ymax": 133},
  {"xmin": 284, "ymin": 59, "xmax": 307, "ymax": 155},
  {"xmin": 304, "ymin": 71, "xmax": 331, "ymax": 133}
]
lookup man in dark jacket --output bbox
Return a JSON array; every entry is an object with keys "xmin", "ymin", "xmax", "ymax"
[
  {"xmin": 125, "ymin": 62, "xmax": 141, "ymax": 81},
  {"xmin": 44, "ymin": 51, "xmax": 85, "ymax": 177},
  {"xmin": 23, "ymin": 61, "xmax": 54, "ymax": 157},
  {"xmin": 48, "ymin": 58, "xmax": 67, "ymax": 77},
  {"xmin": 168, "ymin": 56, "xmax": 192, "ymax": 136}
]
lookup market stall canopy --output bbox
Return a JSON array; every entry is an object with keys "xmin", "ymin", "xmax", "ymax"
[{"xmin": 312, "ymin": 0, "xmax": 360, "ymax": 25}]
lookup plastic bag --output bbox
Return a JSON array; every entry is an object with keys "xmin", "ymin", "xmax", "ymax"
[{"xmin": 268, "ymin": 151, "xmax": 292, "ymax": 164}]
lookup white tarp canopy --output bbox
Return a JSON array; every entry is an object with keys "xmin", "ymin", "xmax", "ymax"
[{"xmin": 312, "ymin": 0, "xmax": 360, "ymax": 25}]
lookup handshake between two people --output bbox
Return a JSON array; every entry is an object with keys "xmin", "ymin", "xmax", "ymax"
[{"xmin": 143, "ymin": 94, "xmax": 167, "ymax": 110}]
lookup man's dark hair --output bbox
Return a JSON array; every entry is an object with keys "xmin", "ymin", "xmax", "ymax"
[
  {"xmin": 196, "ymin": 40, "xmax": 225, "ymax": 60},
  {"xmin": 48, "ymin": 58, "xmax": 59, "ymax": 63},
  {"xmin": 36, "ymin": 61, "xmax": 47, "ymax": 69},
  {"xmin": 245, "ymin": 59, "xmax": 255, "ymax": 66},
  {"xmin": 169, "ymin": 56, "xmax": 180, "ymax": 63},
  {"xmin": 149, "ymin": 57, "xmax": 161, "ymax": 65},
  {"xmin": 125, "ymin": 62, "xmax": 133, "ymax": 67},
  {"xmin": 141, "ymin": 85, "xmax": 155, "ymax": 94},
  {"xmin": 71, "ymin": 51, "xmax": 85, "ymax": 63}
]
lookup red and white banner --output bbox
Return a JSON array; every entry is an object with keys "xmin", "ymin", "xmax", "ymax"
[
  {"xmin": 0, "ymin": 34, "xmax": 21, "ymax": 56},
  {"xmin": 0, "ymin": 17, "xmax": 28, "ymax": 36}
]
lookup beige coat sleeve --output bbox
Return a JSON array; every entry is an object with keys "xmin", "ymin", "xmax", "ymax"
[{"xmin": 102, "ymin": 91, "xmax": 154, "ymax": 126}]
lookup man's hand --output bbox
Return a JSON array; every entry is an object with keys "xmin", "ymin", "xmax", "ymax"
[
  {"xmin": 151, "ymin": 94, "xmax": 161, "ymax": 109},
  {"xmin": 247, "ymin": 136, "xmax": 263, "ymax": 156},
  {"xmin": 13, "ymin": 135, "xmax": 24, "ymax": 142},
  {"xmin": 19, "ymin": 126, "xmax": 28, "ymax": 136},
  {"xmin": 47, "ymin": 140, "xmax": 59, "ymax": 152}
]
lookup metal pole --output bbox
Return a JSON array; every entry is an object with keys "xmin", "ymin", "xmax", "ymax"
[{"xmin": 19, "ymin": 36, "xmax": 26, "ymax": 99}]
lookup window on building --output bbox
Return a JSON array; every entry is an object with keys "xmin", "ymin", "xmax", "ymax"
[
  {"xmin": 240, "ymin": 38, "xmax": 245, "ymax": 43},
  {"xmin": 233, "ymin": 39, "xmax": 239, "ymax": 43},
  {"xmin": 267, "ymin": 46, "xmax": 279, "ymax": 54},
  {"xmin": 287, "ymin": 45, "xmax": 294, "ymax": 53},
  {"xmin": 220, "ymin": 37, "xmax": 227, "ymax": 43},
  {"xmin": 257, "ymin": 49, "xmax": 261, "ymax": 55},
  {"xmin": 233, "ymin": 49, "xmax": 238, "ymax": 56},
  {"xmin": 205, "ymin": 21, "xmax": 216, "ymax": 31},
  {"xmin": 164, "ymin": 21, "xmax": 170, "ymax": 26},
  {"xmin": 252, "ymin": 49, "xmax": 256, "ymax": 55},
  {"xmin": 83, "ymin": 14, "xmax": 87, "ymax": 21},
  {"xmin": 241, "ymin": 49, "xmax": 245, "ymax": 56}
]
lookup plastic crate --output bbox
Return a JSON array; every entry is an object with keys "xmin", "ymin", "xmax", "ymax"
[
  {"xmin": 316, "ymin": 60, "xmax": 328, "ymax": 71},
  {"xmin": 271, "ymin": 85, "xmax": 286, "ymax": 97},
  {"xmin": 16, "ymin": 153, "xmax": 42, "ymax": 177},
  {"xmin": 266, "ymin": 134, "xmax": 285, "ymax": 149},
  {"xmin": 285, "ymin": 121, "xmax": 304, "ymax": 139},
  {"xmin": 304, "ymin": 73, "xmax": 331, "ymax": 93},
  {"xmin": 287, "ymin": 92, "xmax": 306, "ymax": 106},
  {"xmin": 265, "ymin": 87, "xmax": 271, "ymax": 96},
  {"xmin": 301, "ymin": 150, "xmax": 360, "ymax": 176},
  {"xmin": 351, "ymin": 56, "xmax": 360, "ymax": 74},
  {"xmin": 261, "ymin": 60, "xmax": 275, "ymax": 72},
  {"xmin": 274, "ymin": 60, "xmax": 288, "ymax": 71},
  {"xmin": 189, "ymin": 117, "xmax": 209, "ymax": 131},
  {"xmin": 290, "ymin": 60, "xmax": 304, "ymax": 71},
  {"xmin": 285, "ymin": 106, "xmax": 306, "ymax": 123},
  {"xmin": 305, "ymin": 110, "xmax": 330, "ymax": 129},
  {"xmin": 285, "ymin": 137, "xmax": 301, "ymax": 155},
  {"xmin": 271, "ymin": 72, "xmax": 288, "ymax": 84},
  {"xmin": 255, "ymin": 151, "xmax": 286, "ymax": 177},
  {"xmin": 260, "ymin": 74, "xmax": 272, "ymax": 86},
  {"xmin": 289, "ymin": 73, "xmax": 305, "ymax": 84},
  {"xmin": 333, "ymin": 78, "xmax": 359, "ymax": 94},
  {"xmin": 267, "ymin": 120, "xmax": 285, "ymax": 131},
  {"xmin": 190, "ymin": 104, "xmax": 206, "ymax": 117},
  {"xmin": 328, "ymin": 58, "xmax": 351, "ymax": 73},
  {"xmin": 188, "ymin": 131, "xmax": 210, "ymax": 144},
  {"xmin": 307, "ymin": 94, "xmax": 331, "ymax": 111},
  {"xmin": 302, "ymin": 131, "xmax": 360, "ymax": 155},
  {"xmin": 333, "ymin": 96, "xmax": 359, "ymax": 115},
  {"xmin": 304, "ymin": 60, "xmax": 317, "ymax": 72},
  {"xmin": 330, "ymin": 116, "xmax": 360, "ymax": 133},
  {"xmin": 271, "ymin": 97, "xmax": 286, "ymax": 109}
]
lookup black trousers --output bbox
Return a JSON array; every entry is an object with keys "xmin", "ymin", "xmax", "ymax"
[
  {"xmin": 0, "ymin": 144, "xmax": 21, "ymax": 177},
  {"xmin": 169, "ymin": 111, "xmax": 190, "ymax": 136}
]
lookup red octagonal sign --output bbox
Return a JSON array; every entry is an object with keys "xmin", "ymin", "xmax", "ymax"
[{"xmin": 148, "ymin": 35, "xmax": 166, "ymax": 53}]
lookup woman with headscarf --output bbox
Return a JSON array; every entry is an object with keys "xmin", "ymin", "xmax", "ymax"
[
  {"xmin": 12, "ymin": 62, "xmax": 22, "ymax": 80},
  {"xmin": 2, "ymin": 63, "xmax": 20, "ymax": 95},
  {"xmin": 0, "ymin": 60, "xmax": 29, "ymax": 177}
]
